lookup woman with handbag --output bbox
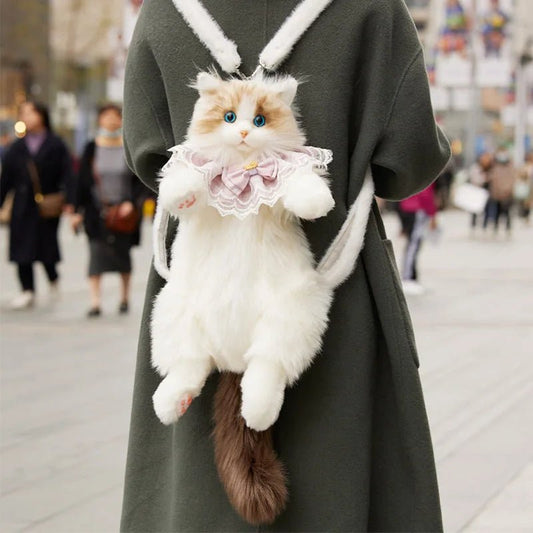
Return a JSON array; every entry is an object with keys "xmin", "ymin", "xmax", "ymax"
[
  {"xmin": 71, "ymin": 104, "xmax": 145, "ymax": 318},
  {"xmin": 0, "ymin": 101, "xmax": 71, "ymax": 310}
]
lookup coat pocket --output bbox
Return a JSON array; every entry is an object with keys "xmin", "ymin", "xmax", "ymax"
[{"xmin": 381, "ymin": 238, "xmax": 421, "ymax": 369}]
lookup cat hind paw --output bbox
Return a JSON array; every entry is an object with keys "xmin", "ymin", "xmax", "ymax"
[
  {"xmin": 240, "ymin": 373, "xmax": 285, "ymax": 431},
  {"xmin": 241, "ymin": 399, "xmax": 282, "ymax": 432},
  {"xmin": 152, "ymin": 386, "xmax": 194, "ymax": 425}
]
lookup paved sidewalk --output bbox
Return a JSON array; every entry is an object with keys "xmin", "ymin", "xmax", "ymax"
[
  {"xmin": 1, "ymin": 210, "xmax": 532, "ymax": 532},
  {"xmin": 0, "ymin": 223, "xmax": 150, "ymax": 533},
  {"xmin": 383, "ymin": 211, "xmax": 533, "ymax": 532}
]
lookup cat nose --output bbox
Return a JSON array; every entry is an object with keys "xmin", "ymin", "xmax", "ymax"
[{"xmin": 240, "ymin": 130, "xmax": 249, "ymax": 138}]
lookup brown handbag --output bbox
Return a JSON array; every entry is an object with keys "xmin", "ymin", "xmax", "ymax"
[
  {"xmin": 103, "ymin": 203, "xmax": 140, "ymax": 234},
  {"xmin": 93, "ymin": 159, "xmax": 139, "ymax": 234},
  {"xmin": 27, "ymin": 160, "xmax": 65, "ymax": 219}
]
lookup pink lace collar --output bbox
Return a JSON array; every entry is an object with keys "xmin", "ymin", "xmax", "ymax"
[{"xmin": 164, "ymin": 144, "xmax": 332, "ymax": 219}]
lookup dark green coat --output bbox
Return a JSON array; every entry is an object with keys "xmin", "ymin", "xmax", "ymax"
[{"xmin": 120, "ymin": 0, "xmax": 451, "ymax": 531}]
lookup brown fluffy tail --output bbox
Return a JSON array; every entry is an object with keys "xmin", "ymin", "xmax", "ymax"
[{"xmin": 212, "ymin": 372, "xmax": 288, "ymax": 526}]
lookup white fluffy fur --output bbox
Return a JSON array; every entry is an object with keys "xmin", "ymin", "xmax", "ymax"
[
  {"xmin": 171, "ymin": 0, "xmax": 241, "ymax": 73},
  {"xmin": 259, "ymin": 0, "xmax": 335, "ymax": 70},
  {"xmin": 151, "ymin": 73, "xmax": 334, "ymax": 431},
  {"xmin": 155, "ymin": 0, "xmax": 376, "ymax": 433},
  {"xmin": 317, "ymin": 172, "xmax": 375, "ymax": 287}
]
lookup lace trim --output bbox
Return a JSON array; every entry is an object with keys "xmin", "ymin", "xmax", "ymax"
[{"xmin": 162, "ymin": 143, "xmax": 333, "ymax": 219}]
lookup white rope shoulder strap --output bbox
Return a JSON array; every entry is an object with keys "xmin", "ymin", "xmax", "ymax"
[
  {"xmin": 155, "ymin": 0, "xmax": 375, "ymax": 290},
  {"xmin": 172, "ymin": 0, "xmax": 335, "ymax": 74}
]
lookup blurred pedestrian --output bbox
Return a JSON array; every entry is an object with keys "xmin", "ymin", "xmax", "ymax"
[
  {"xmin": 468, "ymin": 151, "xmax": 493, "ymax": 232},
  {"xmin": 435, "ymin": 156, "xmax": 455, "ymax": 210},
  {"xmin": 397, "ymin": 183, "xmax": 438, "ymax": 295},
  {"xmin": 484, "ymin": 148, "xmax": 515, "ymax": 236},
  {"xmin": 516, "ymin": 150, "xmax": 533, "ymax": 224},
  {"xmin": 0, "ymin": 122, "xmax": 16, "ymax": 224},
  {"xmin": 70, "ymin": 104, "xmax": 145, "ymax": 318},
  {"xmin": 0, "ymin": 102, "xmax": 72, "ymax": 309}
]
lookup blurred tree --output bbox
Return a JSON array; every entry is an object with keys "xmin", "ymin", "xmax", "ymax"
[
  {"xmin": 0, "ymin": 0, "xmax": 50, "ymax": 119},
  {"xmin": 49, "ymin": 0, "xmax": 123, "ymax": 149}
]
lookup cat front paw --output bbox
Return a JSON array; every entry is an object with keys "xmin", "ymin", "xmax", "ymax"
[
  {"xmin": 152, "ymin": 377, "xmax": 195, "ymax": 425},
  {"xmin": 177, "ymin": 194, "xmax": 197, "ymax": 210},
  {"xmin": 282, "ymin": 172, "xmax": 334, "ymax": 220},
  {"xmin": 158, "ymin": 165, "xmax": 205, "ymax": 216}
]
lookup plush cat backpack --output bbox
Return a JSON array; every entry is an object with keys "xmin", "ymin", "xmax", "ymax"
[{"xmin": 151, "ymin": 0, "xmax": 375, "ymax": 526}]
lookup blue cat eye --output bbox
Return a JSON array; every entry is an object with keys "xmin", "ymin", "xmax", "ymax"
[
  {"xmin": 224, "ymin": 111, "xmax": 236, "ymax": 123},
  {"xmin": 253, "ymin": 114, "xmax": 266, "ymax": 127}
]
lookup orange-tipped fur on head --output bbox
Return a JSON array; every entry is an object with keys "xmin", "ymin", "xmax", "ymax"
[{"xmin": 187, "ymin": 70, "xmax": 306, "ymax": 167}]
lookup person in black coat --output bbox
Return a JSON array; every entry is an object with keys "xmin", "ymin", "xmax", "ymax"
[
  {"xmin": 70, "ymin": 104, "xmax": 146, "ymax": 317},
  {"xmin": 0, "ymin": 102, "xmax": 72, "ymax": 309}
]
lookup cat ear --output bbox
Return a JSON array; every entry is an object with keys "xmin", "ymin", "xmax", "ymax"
[
  {"xmin": 275, "ymin": 76, "xmax": 298, "ymax": 106},
  {"xmin": 194, "ymin": 71, "xmax": 222, "ymax": 95}
]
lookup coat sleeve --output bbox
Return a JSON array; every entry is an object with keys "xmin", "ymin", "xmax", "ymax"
[
  {"xmin": 370, "ymin": 50, "xmax": 451, "ymax": 201},
  {"xmin": 123, "ymin": 15, "xmax": 174, "ymax": 193}
]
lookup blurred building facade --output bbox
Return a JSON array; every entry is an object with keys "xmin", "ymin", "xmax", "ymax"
[
  {"xmin": 0, "ymin": 0, "xmax": 51, "ymax": 127},
  {"xmin": 406, "ymin": 0, "xmax": 533, "ymax": 165},
  {"xmin": 0, "ymin": 0, "xmax": 141, "ymax": 153},
  {"xmin": 50, "ymin": 0, "xmax": 127, "ymax": 152},
  {"xmin": 1, "ymin": 0, "xmax": 532, "ymax": 162}
]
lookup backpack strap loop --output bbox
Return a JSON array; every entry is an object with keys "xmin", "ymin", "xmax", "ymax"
[
  {"xmin": 153, "ymin": 202, "xmax": 171, "ymax": 280},
  {"xmin": 316, "ymin": 172, "xmax": 375, "ymax": 288}
]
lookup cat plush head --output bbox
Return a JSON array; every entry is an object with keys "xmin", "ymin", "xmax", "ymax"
[{"xmin": 186, "ymin": 70, "xmax": 306, "ymax": 166}]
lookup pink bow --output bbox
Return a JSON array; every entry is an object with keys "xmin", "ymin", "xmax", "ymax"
[{"xmin": 220, "ymin": 158, "xmax": 279, "ymax": 197}]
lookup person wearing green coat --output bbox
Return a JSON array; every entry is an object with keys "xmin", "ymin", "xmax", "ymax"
[{"xmin": 120, "ymin": 0, "xmax": 451, "ymax": 531}]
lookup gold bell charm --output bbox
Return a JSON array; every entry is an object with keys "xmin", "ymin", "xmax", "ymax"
[{"xmin": 244, "ymin": 160, "xmax": 258, "ymax": 170}]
